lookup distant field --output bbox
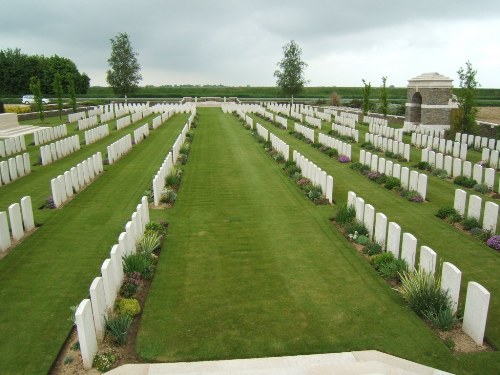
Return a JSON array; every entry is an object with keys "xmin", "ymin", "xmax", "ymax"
[
  {"xmin": 478, "ymin": 107, "xmax": 500, "ymax": 124},
  {"xmin": 2, "ymin": 86, "xmax": 499, "ymax": 106}
]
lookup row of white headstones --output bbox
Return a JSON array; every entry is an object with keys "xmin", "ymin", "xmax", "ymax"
[
  {"xmin": 318, "ymin": 133, "xmax": 352, "ymax": 159},
  {"xmin": 75, "ymin": 196, "xmax": 150, "ymax": 370},
  {"xmin": 77, "ymin": 115, "xmax": 99, "ymax": 131},
  {"xmin": 368, "ymin": 122, "xmax": 404, "ymax": 142},
  {"xmin": 412, "ymin": 134, "xmax": 469, "ymax": 160},
  {"xmin": 84, "ymin": 124, "xmax": 110, "ymax": 146},
  {"xmin": 347, "ymin": 190, "xmax": 490, "ymax": 346},
  {"xmin": 0, "ymin": 153, "xmax": 30, "ymax": 186},
  {"xmin": 0, "ymin": 196, "xmax": 35, "ymax": 252},
  {"xmin": 50, "ymin": 152, "xmax": 104, "ymax": 208},
  {"xmin": 360, "ymin": 150, "xmax": 428, "ymax": 200},
  {"xmin": 152, "ymin": 110, "xmax": 196, "ymax": 206},
  {"xmin": 332, "ymin": 123, "xmax": 359, "ymax": 142},
  {"xmin": 40, "ymin": 135, "xmax": 80, "ymax": 166},
  {"xmin": 0, "ymin": 134, "xmax": 26, "ymax": 157},
  {"xmin": 421, "ymin": 149, "xmax": 497, "ymax": 189},
  {"xmin": 455, "ymin": 132, "xmax": 499, "ymax": 152},
  {"xmin": 365, "ymin": 133, "xmax": 411, "ymax": 161},
  {"xmin": 33, "ymin": 124, "xmax": 67, "ymax": 146},
  {"xmin": 454, "ymin": 189, "xmax": 498, "ymax": 233}
]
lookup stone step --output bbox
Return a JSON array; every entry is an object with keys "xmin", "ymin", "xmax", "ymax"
[{"xmin": 105, "ymin": 351, "xmax": 454, "ymax": 375}]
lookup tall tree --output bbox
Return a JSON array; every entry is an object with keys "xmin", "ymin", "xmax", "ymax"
[
  {"xmin": 361, "ymin": 79, "xmax": 372, "ymax": 115},
  {"xmin": 379, "ymin": 76, "xmax": 388, "ymax": 117},
  {"xmin": 106, "ymin": 32, "xmax": 142, "ymax": 98},
  {"xmin": 53, "ymin": 72, "xmax": 63, "ymax": 120},
  {"xmin": 274, "ymin": 40, "xmax": 308, "ymax": 104},
  {"xmin": 457, "ymin": 61, "xmax": 480, "ymax": 134},
  {"xmin": 29, "ymin": 76, "xmax": 44, "ymax": 122},
  {"xmin": 67, "ymin": 74, "xmax": 77, "ymax": 112}
]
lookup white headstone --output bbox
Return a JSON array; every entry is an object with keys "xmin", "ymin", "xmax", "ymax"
[
  {"xmin": 417, "ymin": 174, "xmax": 427, "ymax": 200},
  {"xmin": 441, "ymin": 262, "xmax": 462, "ymax": 314},
  {"xmin": 463, "ymin": 161, "xmax": 472, "ymax": 178},
  {"xmin": 347, "ymin": 191, "xmax": 356, "ymax": 208},
  {"xmin": 374, "ymin": 213, "xmax": 387, "ymax": 246},
  {"xmin": 462, "ymin": 282, "xmax": 490, "ymax": 345},
  {"xmin": 452, "ymin": 158, "xmax": 462, "ymax": 177},
  {"xmin": 355, "ymin": 197, "xmax": 365, "ymax": 222},
  {"xmin": 8, "ymin": 203, "xmax": 24, "ymax": 242},
  {"xmin": 401, "ymin": 233, "xmax": 417, "ymax": 271},
  {"xmin": 75, "ymin": 299, "xmax": 98, "ymax": 370},
  {"xmin": 454, "ymin": 189, "xmax": 467, "ymax": 216},
  {"xmin": 419, "ymin": 246, "xmax": 437, "ymax": 275},
  {"xmin": 473, "ymin": 164, "xmax": 483, "ymax": 184},
  {"xmin": 363, "ymin": 204, "xmax": 375, "ymax": 240},
  {"xmin": 20, "ymin": 196, "xmax": 35, "ymax": 231},
  {"xmin": 387, "ymin": 222, "xmax": 401, "ymax": 258},
  {"xmin": 484, "ymin": 168, "xmax": 495, "ymax": 189},
  {"xmin": 483, "ymin": 201, "xmax": 498, "ymax": 233},
  {"xmin": 400, "ymin": 167, "xmax": 410, "ymax": 190},
  {"xmin": 409, "ymin": 170, "xmax": 418, "ymax": 191},
  {"xmin": 0, "ymin": 212, "xmax": 12, "ymax": 251},
  {"xmin": 467, "ymin": 195, "xmax": 482, "ymax": 220},
  {"xmin": 101, "ymin": 259, "xmax": 117, "ymax": 310},
  {"xmin": 89, "ymin": 277, "xmax": 107, "ymax": 340}
]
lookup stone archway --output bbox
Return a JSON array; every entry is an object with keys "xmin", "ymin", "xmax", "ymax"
[{"xmin": 409, "ymin": 92, "xmax": 422, "ymax": 123}]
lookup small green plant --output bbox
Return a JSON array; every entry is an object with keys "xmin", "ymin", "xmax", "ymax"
[
  {"xmin": 444, "ymin": 338, "xmax": 456, "ymax": 350},
  {"xmin": 470, "ymin": 227, "xmax": 490, "ymax": 242},
  {"xmin": 335, "ymin": 204, "xmax": 356, "ymax": 225},
  {"xmin": 291, "ymin": 171, "xmax": 302, "ymax": 181},
  {"xmin": 274, "ymin": 153, "xmax": 285, "ymax": 163},
  {"xmin": 93, "ymin": 351, "xmax": 117, "ymax": 372},
  {"xmin": 143, "ymin": 189, "xmax": 153, "ymax": 203},
  {"xmin": 136, "ymin": 232, "xmax": 161, "ymax": 255},
  {"xmin": 349, "ymin": 162, "xmax": 363, "ymax": 171},
  {"xmin": 371, "ymin": 252, "xmax": 395, "ymax": 268},
  {"xmin": 63, "ymin": 355, "xmax": 74, "ymax": 365},
  {"xmin": 378, "ymin": 258, "xmax": 408, "ymax": 280},
  {"xmin": 425, "ymin": 307, "xmax": 458, "ymax": 331},
  {"xmin": 398, "ymin": 270, "xmax": 452, "ymax": 319},
  {"xmin": 145, "ymin": 221, "xmax": 167, "ymax": 236},
  {"xmin": 365, "ymin": 241, "xmax": 383, "ymax": 256},
  {"xmin": 384, "ymin": 177, "xmax": 401, "ymax": 190},
  {"xmin": 105, "ymin": 314, "xmax": 133, "ymax": 346},
  {"xmin": 461, "ymin": 217, "xmax": 481, "ymax": 231},
  {"xmin": 346, "ymin": 222, "xmax": 369, "ymax": 237},
  {"xmin": 179, "ymin": 143, "xmax": 190, "ymax": 155},
  {"xmin": 116, "ymin": 298, "xmax": 141, "ymax": 317},
  {"xmin": 68, "ymin": 304, "xmax": 78, "ymax": 325},
  {"xmin": 355, "ymin": 235, "xmax": 369, "ymax": 245},
  {"xmin": 122, "ymin": 253, "xmax": 153, "ymax": 278},
  {"xmin": 160, "ymin": 188, "xmax": 177, "ymax": 204},
  {"xmin": 165, "ymin": 168, "xmax": 182, "ymax": 188},
  {"xmin": 307, "ymin": 185, "xmax": 324, "ymax": 204},
  {"xmin": 416, "ymin": 161, "xmax": 432, "ymax": 171},
  {"xmin": 70, "ymin": 341, "xmax": 80, "ymax": 351},
  {"xmin": 432, "ymin": 168, "xmax": 448, "ymax": 179},
  {"xmin": 454, "ymin": 176, "xmax": 477, "ymax": 188},
  {"xmin": 473, "ymin": 183, "xmax": 490, "ymax": 194},
  {"xmin": 384, "ymin": 151, "xmax": 395, "ymax": 158},
  {"xmin": 435, "ymin": 207, "xmax": 458, "ymax": 220},
  {"xmin": 401, "ymin": 190, "xmax": 424, "ymax": 203}
]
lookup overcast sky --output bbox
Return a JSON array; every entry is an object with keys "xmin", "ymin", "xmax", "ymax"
[{"xmin": 1, "ymin": 0, "xmax": 499, "ymax": 88}]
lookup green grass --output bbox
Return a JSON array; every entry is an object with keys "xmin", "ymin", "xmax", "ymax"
[
  {"xmin": 0, "ymin": 113, "xmax": 189, "ymax": 374},
  {"xmin": 250, "ymin": 113, "xmax": 500, "ymax": 351},
  {"xmin": 138, "ymin": 108, "xmax": 478, "ymax": 374}
]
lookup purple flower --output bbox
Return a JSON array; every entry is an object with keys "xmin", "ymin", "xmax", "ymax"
[
  {"xmin": 486, "ymin": 235, "xmax": 500, "ymax": 251},
  {"xmin": 410, "ymin": 195, "xmax": 424, "ymax": 203},
  {"xmin": 338, "ymin": 155, "xmax": 351, "ymax": 163},
  {"xmin": 367, "ymin": 171, "xmax": 379, "ymax": 180}
]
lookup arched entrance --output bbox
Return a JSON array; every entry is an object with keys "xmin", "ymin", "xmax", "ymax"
[{"xmin": 410, "ymin": 92, "xmax": 422, "ymax": 123}]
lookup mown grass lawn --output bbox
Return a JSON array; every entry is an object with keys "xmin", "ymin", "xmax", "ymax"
[
  {"xmin": 0, "ymin": 113, "xmax": 188, "ymax": 374},
  {"xmin": 137, "ymin": 108, "xmax": 477, "ymax": 374}
]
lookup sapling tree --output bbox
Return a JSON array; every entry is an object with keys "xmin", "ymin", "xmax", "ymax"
[
  {"xmin": 361, "ymin": 79, "xmax": 371, "ymax": 116},
  {"xmin": 29, "ymin": 76, "xmax": 44, "ymax": 122},
  {"xmin": 379, "ymin": 76, "xmax": 388, "ymax": 117},
  {"xmin": 67, "ymin": 74, "xmax": 77, "ymax": 112},
  {"xmin": 457, "ymin": 61, "xmax": 480, "ymax": 133},
  {"xmin": 274, "ymin": 40, "xmax": 308, "ymax": 105}
]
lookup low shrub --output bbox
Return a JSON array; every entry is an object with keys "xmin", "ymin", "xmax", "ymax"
[
  {"xmin": 432, "ymin": 168, "xmax": 448, "ymax": 179},
  {"xmin": 378, "ymin": 258, "xmax": 408, "ymax": 280},
  {"xmin": 160, "ymin": 188, "xmax": 177, "ymax": 204},
  {"xmin": 285, "ymin": 163, "xmax": 302, "ymax": 176},
  {"xmin": 384, "ymin": 151, "xmax": 395, "ymax": 158},
  {"xmin": 473, "ymin": 183, "xmax": 490, "ymax": 194},
  {"xmin": 165, "ymin": 168, "xmax": 182, "ymax": 188},
  {"xmin": 402, "ymin": 190, "xmax": 424, "ymax": 203},
  {"xmin": 435, "ymin": 207, "xmax": 458, "ymax": 220},
  {"xmin": 179, "ymin": 143, "xmax": 190, "ymax": 156},
  {"xmin": 416, "ymin": 161, "xmax": 432, "ymax": 171},
  {"xmin": 346, "ymin": 222, "xmax": 369, "ymax": 237},
  {"xmin": 122, "ymin": 253, "xmax": 153, "ymax": 278},
  {"xmin": 375, "ymin": 174, "xmax": 387, "ymax": 184},
  {"xmin": 178, "ymin": 154, "xmax": 188, "ymax": 165},
  {"xmin": 371, "ymin": 252, "xmax": 395, "ymax": 269},
  {"xmin": 447, "ymin": 211, "xmax": 463, "ymax": 223},
  {"xmin": 136, "ymin": 232, "xmax": 161, "ymax": 255},
  {"xmin": 326, "ymin": 148, "xmax": 338, "ymax": 157},
  {"xmin": 93, "ymin": 351, "xmax": 116, "ymax": 372},
  {"xmin": 274, "ymin": 153, "xmax": 285, "ymax": 163},
  {"xmin": 365, "ymin": 241, "xmax": 383, "ymax": 256},
  {"xmin": 349, "ymin": 162, "xmax": 363, "ymax": 171},
  {"xmin": 367, "ymin": 171, "xmax": 380, "ymax": 180},
  {"xmin": 120, "ymin": 272, "xmax": 142, "ymax": 298},
  {"xmin": 145, "ymin": 221, "xmax": 167, "ymax": 236},
  {"xmin": 425, "ymin": 307, "xmax": 458, "ymax": 331},
  {"xmin": 143, "ymin": 189, "xmax": 153, "ymax": 203},
  {"xmin": 461, "ymin": 217, "xmax": 481, "ymax": 231},
  {"xmin": 399, "ymin": 270, "xmax": 452, "ymax": 319},
  {"xmin": 307, "ymin": 185, "xmax": 323, "ymax": 203},
  {"xmin": 470, "ymin": 227, "xmax": 490, "ymax": 242},
  {"xmin": 454, "ymin": 176, "xmax": 477, "ymax": 188},
  {"xmin": 355, "ymin": 235, "xmax": 369, "ymax": 245},
  {"xmin": 335, "ymin": 204, "xmax": 356, "ymax": 224},
  {"xmin": 291, "ymin": 171, "xmax": 302, "ymax": 181},
  {"xmin": 105, "ymin": 314, "xmax": 132, "ymax": 346},
  {"xmin": 486, "ymin": 235, "xmax": 500, "ymax": 251},
  {"xmin": 116, "ymin": 298, "xmax": 141, "ymax": 317},
  {"xmin": 338, "ymin": 155, "xmax": 350, "ymax": 163},
  {"xmin": 384, "ymin": 177, "xmax": 401, "ymax": 190}
]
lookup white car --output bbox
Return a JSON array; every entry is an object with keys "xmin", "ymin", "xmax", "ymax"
[{"xmin": 22, "ymin": 95, "xmax": 50, "ymax": 104}]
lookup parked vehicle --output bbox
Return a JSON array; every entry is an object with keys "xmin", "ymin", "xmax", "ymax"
[{"xmin": 22, "ymin": 95, "xmax": 50, "ymax": 104}]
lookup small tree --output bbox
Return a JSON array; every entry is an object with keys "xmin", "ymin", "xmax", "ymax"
[
  {"xmin": 107, "ymin": 32, "xmax": 142, "ymax": 98},
  {"xmin": 457, "ymin": 61, "xmax": 480, "ymax": 134},
  {"xmin": 29, "ymin": 76, "xmax": 44, "ymax": 122},
  {"xmin": 67, "ymin": 74, "xmax": 77, "ymax": 112},
  {"xmin": 53, "ymin": 72, "xmax": 63, "ymax": 120},
  {"xmin": 274, "ymin": 40, "xmax": 308, "ymax": 104},
  {"xmin": 330, "ymin": 92, "xmax": 342, "ymax": 106},
  {"xmin": 361, "ymin": 79, "xmax": 372, "ymax": 115},
  {"xmin": 379, "ymin": 76, "xmax": 388, "ymax": 117}
]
